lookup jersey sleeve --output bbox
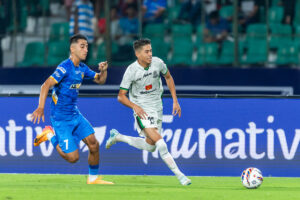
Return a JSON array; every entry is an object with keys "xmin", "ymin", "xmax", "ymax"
[
  {"xmin": 83, "ymin": 65, "xmax": 97, "ymax": 80},
  {"xmin": 120, "ymin": 68, "xmax": 133, "ymax": 91},
  {"xmin": 50, "ymin": 65, "xmax": 67, "ymax": 83},
  {"xmin": 159, "ymin": 58, "xmax": 168, "ymax": 75}
]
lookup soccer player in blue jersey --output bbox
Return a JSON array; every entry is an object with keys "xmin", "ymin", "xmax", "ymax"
[{"xmin": 31, "ymin": 34, "xmax": 113, "ymax": 185}]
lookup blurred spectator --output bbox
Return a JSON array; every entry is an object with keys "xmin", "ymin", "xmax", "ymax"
[
  {"xmin": 118, "ymin": 5, "xmax": 139, "ymax": 45},
  {"xmin": 204, "ymin": 0, "xmax": 217, "ymax": 15},
  {"xmin": 64, "ymin": 0, "xmax": 74, "ymax": 20},
  {"xmin": 142, "ymin": 0, "xmax": 167, "ymax": 24},
  {"xmin": 70, "ymin": 0, "xmax": 95, "ymax": 43},
  {"xmin": 177, "ymin": 0, "xmax": 202, "ymax": 26},
  {"xmin": 98, "ymin": 6, "xmax": 122, "ymax": 42},
  {"xmin": 281, "ymin": 0, "xmax": 296, "ymax": 25},
  {"xmin": 118, "ymin": 0, "xmax": 138, "ymax": 16},
  {"xmin": 26, "ymin": 0, "xmax": 50, "ymax": 17},
  {"xmin": 238, "ymin": 0, "xmax": 261, "ymax": 31},
  {"xmin": 204, "ymin": 10, "xmax": 229, "ymax": 43}
]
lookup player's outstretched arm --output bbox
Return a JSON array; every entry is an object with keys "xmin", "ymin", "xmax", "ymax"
[
  {"xmin": 94, "ymin": 61, "xmax": 108, "ymax": 85},
  {"xmin": 164, "ymin": 70, "xmax": 181, "ymax": 117},
  {"xmin": 118, "ymin": 89, "xmax": 148, "ymax": 119},
  {"xmin": 31, "ymin": 77, "xmax": 57, "ymax": 124}
]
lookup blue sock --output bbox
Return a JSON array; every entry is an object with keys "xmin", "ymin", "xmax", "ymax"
[
  {"xmin": 50, "ymin": 135, "xmax": 58, "ymax": 149},
  {"xmin": 89, "ymin": 164, "xmax": 99, "ymax": 176}
]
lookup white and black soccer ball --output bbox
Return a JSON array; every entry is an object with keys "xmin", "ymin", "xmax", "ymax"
[{"xmin": 241, "ymin": 167, "xmax": 263, "ymax": 189}]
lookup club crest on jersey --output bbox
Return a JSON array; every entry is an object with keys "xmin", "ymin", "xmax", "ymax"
[
  {"xmin": 153, "ymin": 71, "xmax": 159, "ymax": 78},
  {"xmin": 70, "ymin": 83, "xmax": 81, "ymax": 89},
  {"xmin": 145, "ymin": 84, "xmax": 152, "ymax": 90},
  {"xmin": 81, "ymin": 72, "xmax": 84, "ymax": 79}
]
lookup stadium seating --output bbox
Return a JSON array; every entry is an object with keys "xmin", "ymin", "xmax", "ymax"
[
  {"xmin": 194, "ymin": 43, "xmax": 218, "ymax": 65},
  {"xmin": 47, "ymin": 41, "xmax": 69, "ymax": 66},
  {"xmin": 17, "ymin": 42, "xmax": 45, "ymax": 67},
  {"xmin": 268, "ymin": 6, "xmax": 284, "ymax": 25},
  {"xmin": 143, "ymin": 23, "xmax": 165, "ymax": 38},
  {"xmin": 295, "ymin": 25, "xmax": 300, "ymax": 50},
  {"xmin": 151, "ymin": 38, "xmax": 169, "ymax": 62},
  {"xmin": 87, "ymin": 42, "xmax": 119, "ymax": 66},
  {"xmin": 218, "ymin": 41, "xmax": 245, "ymax": 65},
  {"xmin": 276, "ymin": 43, "xmax": 299, "ymax": 65},
  {"xmin": 242, "ymin": 40, "xmax": 267, "ymax": 64},
  {"xmin": 246, "ymin": 24, "xmax": 267, "ymax": 42},
  {"xmin": 293, "ymin": 0, "xmax": 300, "ymax": 26},
  {"xmin": 171, "ymin": 24, "xmax": 193, "ymax": 40},
  {"xmin": 220, "ymin": 5, "xmax": 233, "ymax": 20},
  {"xmin": 170, "ymin": 38, "xmax": 193, "ymax": 65},
  {"xmin": 49, "ymin": 22, "xmax": 69, "ymax": 42},
  {"xmin": 195, "ymin": 25, "xmax": 204, "ymax": 46},
  {"xmin": 269, "ymin": 24, "xmax": 292, "ymax": 49}
]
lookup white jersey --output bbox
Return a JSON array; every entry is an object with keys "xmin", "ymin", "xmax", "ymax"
[{"xmin": 120, "ymin": 57, "xmax": 168, "ymax": 114}]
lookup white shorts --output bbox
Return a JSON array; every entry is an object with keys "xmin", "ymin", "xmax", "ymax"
[{"xmin": 134, "ymin": 110, "xmax": 162, "ymax": 137}]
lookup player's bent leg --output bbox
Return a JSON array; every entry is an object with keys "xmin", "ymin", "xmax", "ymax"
[
  {"xmin": 58, "ymin": 149, "xmax": 79, "ymax": 163},
  {"xmin": 84, "ymin": 134, "xmax": 114, "ymax": 185},
  {"xmin": 144, "ymin": 128, "xmax": 191, "ymax": 186},
  {"xmin": 83, "ymin": 134, "xmax": 99, "ymax": 165},
  {"xmin": 106, "ymin": 129, "xmax": 156, "ymax": 152}
]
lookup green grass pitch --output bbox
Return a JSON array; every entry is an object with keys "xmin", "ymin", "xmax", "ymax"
[{"xmin": 1, "ymin": 174, "xmax": 300, "ymax": 200}]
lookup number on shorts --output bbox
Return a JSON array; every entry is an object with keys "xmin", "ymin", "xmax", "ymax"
[
  {"xmin": 148, "ymin": 117, "xmax": 154, "ymax": 125},
  {"xmin": 64, "ymin": 139, "xmax": 69, "ymax": 150}
]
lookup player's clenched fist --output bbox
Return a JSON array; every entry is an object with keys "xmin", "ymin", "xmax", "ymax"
[{"xmin": 98, "ymin": 61, "xmax": 108, "ymax": 72}]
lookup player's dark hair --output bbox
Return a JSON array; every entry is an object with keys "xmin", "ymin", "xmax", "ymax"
[
  {"xmin": 70, "ymin": 34, "xmax": 88, "ymax": 45},
  {"xmin": 133, "ymin": 38, "xmax": 151, "ymax": 51}
]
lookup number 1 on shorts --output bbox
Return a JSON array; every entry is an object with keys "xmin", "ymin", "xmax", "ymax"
[{"xmin": 64, "ymin": 139, "xmax": 69, "ymax": 150}]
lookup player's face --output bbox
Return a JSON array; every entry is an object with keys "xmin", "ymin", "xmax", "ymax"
[
  {"xmin": 71, "ymin": 39, "xmax": 88, "ymax": 61},
  {"xmin": 136, "ymin": 44, "xmax": 152, "ymax": 66}
]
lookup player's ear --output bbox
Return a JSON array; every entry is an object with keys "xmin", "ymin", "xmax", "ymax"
[
  {"xmin": 135, "ymin": 49, "xmax": 140, "ymax": 58},
  {"xmin": 70, "ymin": 43, "xmax": 75, "ymax": 54}
]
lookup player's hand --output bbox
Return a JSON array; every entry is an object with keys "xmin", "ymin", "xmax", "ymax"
[
  {"xmin": 133, "ymin": 105, "xmax": 148, "ymax": 120},
  {"xmin": 98, "ymin": 61, "xmax": 108, "ymax": 72},
  {"xmin": 31, "ymin": 107, "xmax": 45, "ymax": 124},
  {"xmin": 172, "ymin": 101, "xmax": 181, "ymax": 117}
]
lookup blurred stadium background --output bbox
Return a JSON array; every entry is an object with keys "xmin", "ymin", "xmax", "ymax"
[
  {"xmin": 1, "ymin": 1, "xmax": 300, "ymax": 199},
  {"xmin": 0, "ymin": 0, "xmax": 300, "ymax": 95}
]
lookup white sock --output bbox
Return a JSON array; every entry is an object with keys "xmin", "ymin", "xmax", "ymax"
[
  {"xmin": 47, "ymin": 132, "xmax": 54, "ymax": 141},
  {"xmin": 156, "ymin": 139, "xmax": 184, "ymax": 178},
  {"xmin": 89, "ymin": 175, "xmax": 98, "ymax": 182},
  {"xmin": 117, "ymin": 134, "xmax": 156, "ymax": 152}
]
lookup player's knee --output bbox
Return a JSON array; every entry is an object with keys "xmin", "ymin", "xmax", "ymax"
[
  {"xmin": 155, "ymin": 139, "xmax": 168, "ymax": 157},
  {"xmin": 89, "ymin": 140, "xmax": 99, "ymax": 153},
  {"xmin": 146, "ymin": 143, "xmax": 156, "ymax": 152},
  {"xmin": 67, "ymin": 155, "xmax": 79, "ymax": 163}
]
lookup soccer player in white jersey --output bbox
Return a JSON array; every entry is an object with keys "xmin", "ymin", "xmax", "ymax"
[{"xmin": 106, "ymin": 38, "xmax": 191, "ymax": 186}]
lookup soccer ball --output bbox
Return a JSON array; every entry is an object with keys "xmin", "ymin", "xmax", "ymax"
[{"xmin": 241, "ymin": 167, "xmax": 263, "ymax": 189}]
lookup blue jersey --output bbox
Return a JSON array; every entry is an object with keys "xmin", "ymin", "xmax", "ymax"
[{"xmin": 50, "ymin": 58, "xmax": 96, "ymax": 121}]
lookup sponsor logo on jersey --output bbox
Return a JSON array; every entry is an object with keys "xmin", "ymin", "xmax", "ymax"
[
  {"xmin": 70, "ymin": 83, "xmax": 81, "ymax": 89},
  {"xmin": 143, "ymin": 72, "xmax": 152, "ymax": 78},
  {"xmin": 145, "ymin": 84, "xmax": 152, "ymax": 91},
  {"xmin": 54, "ymin": 71, "xmax": 60, "ymax": 78},
  {"xmin": 57, "ymin": 66, "xmax": 66, "ymax": 74}
]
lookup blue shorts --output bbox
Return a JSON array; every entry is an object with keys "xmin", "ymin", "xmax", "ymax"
[{"xmin": 50, "ymin": 114, "xmax": 95, "ymax": 153}]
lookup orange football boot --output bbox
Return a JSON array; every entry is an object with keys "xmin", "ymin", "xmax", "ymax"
[
  {"xmin": 87, "ymin": 177, "xmax": 114, "ymax": 185},
  {"xmin": 34, "ymin": 126, "xmax": 54, "ymax": 146}
]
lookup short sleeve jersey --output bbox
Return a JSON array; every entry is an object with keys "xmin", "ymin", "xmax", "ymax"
[
  {"xmin": 50, "ymin": 58, "xmax": 96, "ymax": 120},
  {"xmin": 120, "ymin": 57, "xmax": 168, "ymax": 114}
]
